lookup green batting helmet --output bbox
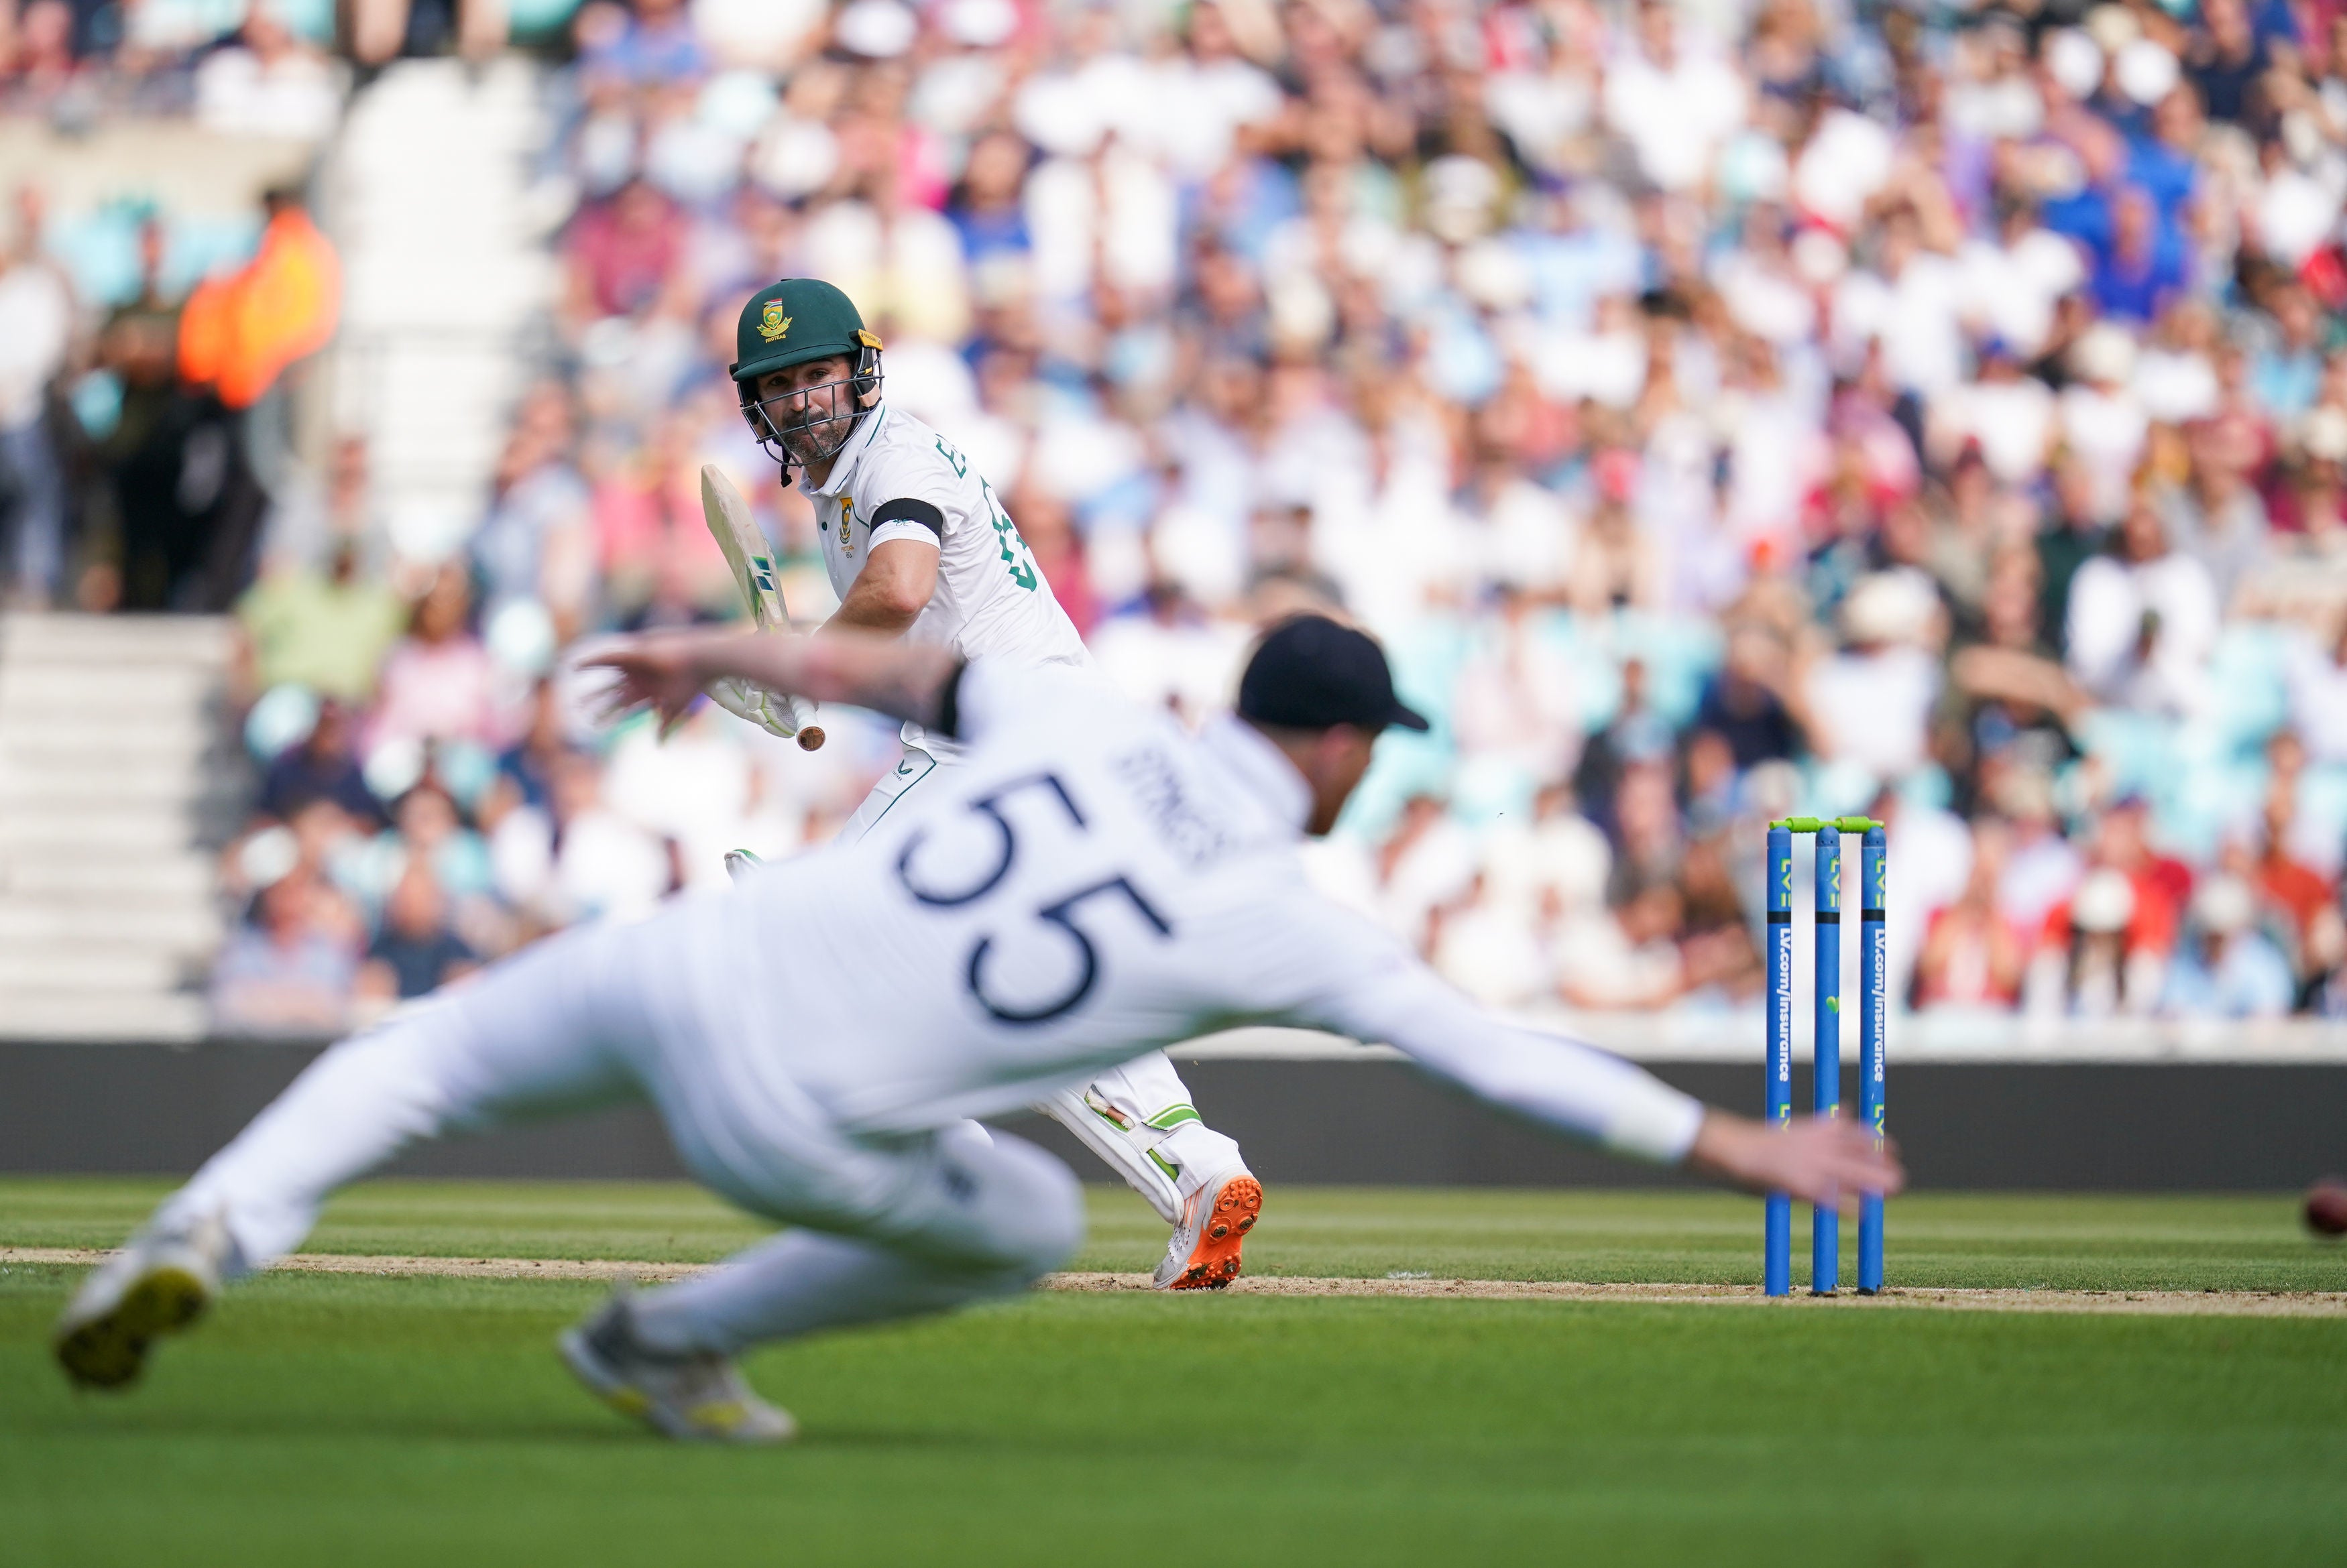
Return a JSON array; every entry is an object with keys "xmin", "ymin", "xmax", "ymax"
[{"xmin": 730, "ymin": 278, "xmax": 882, "ymax": 383}]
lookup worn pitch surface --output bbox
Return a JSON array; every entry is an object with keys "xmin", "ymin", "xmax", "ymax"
[{"xmin": 4, "ymin": 1179, "xmax": 2344, "ymax": 1565}]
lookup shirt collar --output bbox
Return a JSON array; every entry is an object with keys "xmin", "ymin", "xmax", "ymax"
[
  {"xmin": 811, "ymin": 402, "xmax": 886, "ymax": 497},
  {"xmin": 1196, "ymin": 714, "xmax": 1313, "ymax": 839}
]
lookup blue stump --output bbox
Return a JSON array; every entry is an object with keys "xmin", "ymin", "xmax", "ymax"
[
  {"xmin": 1812, "ymin": 825, "xmax": 1841, "ymax": 1296},
  {"xmin": 1764, "ymin": 825, "xmax": 1793, "ymax": 1297},
  {"xmin": 1858, "ymin": 826, "xmax": 1887, "ymax": 1294}
]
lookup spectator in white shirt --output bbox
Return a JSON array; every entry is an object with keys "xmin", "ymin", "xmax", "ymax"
[
  {"xmin": 1088, "ymin": 581, "xmax": 1249, "ymax": 729},
  {"xmin": 2134, "ymin": 298, "xmax": 2222, "ymax": 424},
  {"xmin": 1603, "ymin": 0, "xmax": 1748, "ymax": 194},
  {"xmin": 1958, "ymin": 200, "xmax": 2085, "ymax": 359},
  {"xmin": 194, "ymin": 3, "xmax": 343, "ymax": 142},
  {"xmin": 2065, "ymin": 499, "xmax": 2220, "ymax": 716},
  {"xmin": 1835, "ymin": 210, "xmax": 1967, "ymax": 400},
  {"xmin": 1929, "ymin": 339, "xmax": 2054, "ymax": 487},
  {"xmin": 491, "ymin": 750, "xmax": 675, "ymax": 927},
  {"xmin": 799, "ymin": 165, "xmax": 972, "ymax": 345},
  {"xmin": 1432, "ymin": 873, "xmax": 1558, "ymax": 1008},
  {"xmin": 1556, "ymin": 880, "xmax": 1686, "ymax": 1010},
  {"xmin": 1377, "ymin": 793, "xmax": 1480, "ymax": 953},
  {"xmin": 1151, "ymin": 1, "xmax": 1283, "ymax": 178},
  {"xmin": 1789, "ymin": 101, "xmax": 1896, "ymax": 234},
  {"xmin": 1802, "ymin": 571, "xmax": 1945, "ymax": 783},
  {"xmin": 1481, "ymin": 781, "xmax": 1613, "ymax": 918},
  {"xmin": 0, "ymin": 187, "xmax": 70, "ymax": 607},
  {"xmin": 2059, "ymin": 324, "xmax": 2151, "ymax": 523}
]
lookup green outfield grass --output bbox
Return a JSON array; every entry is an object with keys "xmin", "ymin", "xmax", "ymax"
[
  {"xmin": 4, "ymin": 1179, "xmax": 2345, "ymax": 1567},
  {"xmin": 9, "ymin": 1176, "xmax": 2345, "ymax": 1290}
]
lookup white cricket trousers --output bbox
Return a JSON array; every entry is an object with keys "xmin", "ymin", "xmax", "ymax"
[
  {"xmin": 838, "ymin": 745, "xmax": 1245, "ymax": 1224},
  {"xmin": 153, "ymin": 913, "xmax": 1085, "ymax": 1358}
]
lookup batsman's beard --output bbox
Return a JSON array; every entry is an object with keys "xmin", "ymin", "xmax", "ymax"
[
  {"xmin": 778, "ymin": 410, "xmax": 853, "ymax": 467},
  {"xmin": 753, "ymin": 375, "xmax": 872, "ymax": 471}
]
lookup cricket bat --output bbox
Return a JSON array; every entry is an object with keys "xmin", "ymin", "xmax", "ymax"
[{"xmin": 699, "ymin": 463, "xmax": 825, "ymax": 751}]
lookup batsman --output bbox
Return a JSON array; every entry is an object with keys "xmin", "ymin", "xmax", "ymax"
[{"xmin": 709, "ymin": 277, "xmax": 1259, "ymax": 1290}]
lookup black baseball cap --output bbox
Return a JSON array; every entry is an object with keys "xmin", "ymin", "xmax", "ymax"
[{"xmin": 1237, "ymin": 615, "xmax": 1430, "ymax": 733}]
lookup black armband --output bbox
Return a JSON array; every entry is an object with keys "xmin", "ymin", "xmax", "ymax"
[
  {"xmin": 935, "ymin": 660, "xmax": 970, "ymax": 739},
  {"xmin": 870, "ymin": 497, "xmax": 946, "ymax": 537}
]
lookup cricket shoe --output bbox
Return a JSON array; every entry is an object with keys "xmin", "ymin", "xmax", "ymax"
[
  {"xmin": 54, "ymin": 1209, "xmax": 233, "ymax": 1390},
  {"xmin": 1153, "ymin": 1168, "xmax": 1263, "ymax": 1290},
  {"xmin": 559, "ymin": 1293, "xmax": 797, "ymax": 1445},
  {"xmin": 723, "ymin": 848, "xmax": 763, "ymax": 883}
]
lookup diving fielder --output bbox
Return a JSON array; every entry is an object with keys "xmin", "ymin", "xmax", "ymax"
[
  {"xmin": 57, "ymin": 617, "xmax": 1902, "ymax": 1441},
  {"xmin": 710, "ymin": 278, "xmax": 1256, "ymax": 1290}
]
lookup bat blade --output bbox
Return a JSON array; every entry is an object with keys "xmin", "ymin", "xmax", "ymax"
[{"xmin": 699, "ymin": 463, "xmax": 825, "ymax": 749}]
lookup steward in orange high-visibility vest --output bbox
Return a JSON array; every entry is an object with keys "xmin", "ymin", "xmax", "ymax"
[{"xmin": 178, "ymin": 188, "xmax": 341, "ymax": 411}]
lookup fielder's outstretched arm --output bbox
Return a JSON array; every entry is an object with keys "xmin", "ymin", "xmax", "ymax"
[
  {"xmin": 1302, "ymin": 934, "xmax": 1903, "ymax": 1212},
  {"xmin": 591, "ymin": 627, "xmax": 960, "ymax": 735}
]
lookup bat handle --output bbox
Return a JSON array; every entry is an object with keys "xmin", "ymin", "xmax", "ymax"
[{"xmin": 781, "ymin": 693, "xmax": 823, "ymax": 749}]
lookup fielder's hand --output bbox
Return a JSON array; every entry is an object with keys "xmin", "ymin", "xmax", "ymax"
[
  {"xmin": 1684, "ymin": 1112, "xmax": 1905, "ymax": 1213},
  {"xmin": 587, "ymin": 630, "xmax": 746, "ymax": 735}
]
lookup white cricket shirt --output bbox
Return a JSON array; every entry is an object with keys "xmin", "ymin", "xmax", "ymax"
[
  {"xmin": 695, "ymin": 660, "xmax": 1704, "ymax": 1167},
  {"xmin": 809, "ymin": 402, "xmax": 1090, "ymax": 756}
]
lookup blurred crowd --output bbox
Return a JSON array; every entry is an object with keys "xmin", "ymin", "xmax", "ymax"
[
  {"xmin": 0, "ymin": 176, "xmax": 339, "ymax": 617},
  {"xmin": 0, "ymin": 0, "xmax": 351, "ymax": 617},
  {"xmin": 1, "ymin": 0, "xmax": 343, "ymax": 127},
  {"xmin": 21, "ymin": 0, "xmax": 2347, "ymax": 1030}
]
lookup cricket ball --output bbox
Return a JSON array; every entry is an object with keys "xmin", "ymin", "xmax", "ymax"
[
  {"xmin": 2303, "ymin": 1179, "xmax": 2347, "ymax": 1239},
  {"xmin": 797, "ymin": 725, "xmax": 826, "ymax": 751}
]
